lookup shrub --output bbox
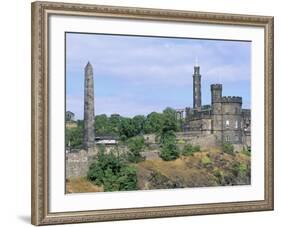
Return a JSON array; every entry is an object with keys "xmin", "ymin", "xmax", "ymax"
[
  {"xmin": 160, "ymin": 133, "xmax": 180, "ymax": 161},
  {"xmin": 201, "ymin": 156, "xmax": 212, "ymax": 166},
  {"xmin": 193, "ymin": 145, "xmax": 201, "ymax": 153},
  {"xmin": 213, "ymin": 167, "xmax": 225, "ymax": 184},
  {"xmin": 241, "ymin": 146, "xmax": 251, "ymax": 156},
  {"xmin": 232, "ymin": 162, "xmax": 247, "ymax": 177},
  {"xmin": 182, "ymin": 144, "xmax": 194, "ymax": 156},
  {"xmin": 117, "ymin": 166, "xmax": 138, "ymax": 191},
  {"xmin": 127, "ymin": 136, "xmax": 145, "ymax": 163},
  {"xmin": 181, "ymin": 144, "xmax": 201, "ymax": 156},
  {"xmin": 87, "ymin": 146, "xmax": 138, "ymax": 191},
  {"xmin": 223, "ymin": 143, "xmax": 234, "ymax": 155}
]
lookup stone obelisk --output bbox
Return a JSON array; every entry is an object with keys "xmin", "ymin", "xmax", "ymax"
[{"xmin": 83, "ymin": 62, "xmax": 95, "ymax": 149}]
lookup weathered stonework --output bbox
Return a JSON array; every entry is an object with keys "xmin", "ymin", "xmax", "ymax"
[
  {"xmin": 193, "ymin": 65, "xmax": 202, "ymax": 110},
  {"xmin": 83, "ymin": 62, "xmax": 95, "ymax": 149},
  {"xmin": 66, "ymin": 150, "xmax": 89, "ymax": 179},
  {"xmin": 183, "ymin": 65, "xmax": 251, "ymax": 148}
]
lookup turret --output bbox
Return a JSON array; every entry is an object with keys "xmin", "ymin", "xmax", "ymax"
[{"xmin": 211, "ymin": 84, "xmax": 222, "ymax": 104}]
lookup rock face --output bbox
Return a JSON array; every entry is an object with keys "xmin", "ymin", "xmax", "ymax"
[
  {"xmin": 83, "ymin": 62, "xmax": 95, "ymax": 149},
  {"xmin": 135, "ymin": 150, "xmax": 251, "ymax": 190}
]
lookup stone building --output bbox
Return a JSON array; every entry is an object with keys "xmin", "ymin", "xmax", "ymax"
[
  {"xmin": 66, "ymin": 111, "xmax": 75, "ymax": 121},
  {"xmin": 179, "ymin": 65, "xmax": 251, "ymax": 148}
]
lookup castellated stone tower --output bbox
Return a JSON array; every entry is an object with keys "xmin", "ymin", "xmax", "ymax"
[
  {"xmin": 193, "ymin": 65, "xmax": 202, "ymax": 110},
  {"xmin": 211, "ymin": 84, "xmax": 223, "ymax": 142},
  {"xmin": 220, "ymin": 96, "xmax": 243, "ymax": 144},
  {"xmin": 83, "ymin": 62, "xmax": 95, "ymax": 149},
  {"xmin": 211, "ymin": 84, "xmax": 222, "ymax": 105},
  {"xmin": 210, "ymin": 84, "xmax": 243, "ymax": 144}
]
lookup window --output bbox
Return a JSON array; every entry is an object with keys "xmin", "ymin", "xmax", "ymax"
[
  {"xmin": 225, "ymin": 136, "xmax": 230, "ymax": 142},
  {"xmin": 226, "ymin": 120, "xmax": 230, "ymax": 127},
  {"xmin": 235, "ymin": 120, "xmax": 238, "ymax": 128}
]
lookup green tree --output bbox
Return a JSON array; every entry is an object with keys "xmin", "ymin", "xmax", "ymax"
[
  {"xmin": 117, "ymin": 166, "xmax": 138, "ymax": 191},
  {"xmin": 108, "ymin": 114, "xmax": 121, "ymax": 135},
  {"xmin": 158, "ymin": 108, "xmax": 180, "ymax": 161},
  {"xmin": 118, "ymin": 117, "xmax": 135, "ymax": 140},
  {"xmin": 132, "ymin": 115, "xmax": 146, "ymax": 135},
  {"xmin": 144, "ymin": 112, "xmax": 164, "ymax": 134},
  {"xmin": 127, "ymin": 136, "xmax": 145, "ymax": 163},
  {"xmin": 160, "ymin": 135, "xmax": 179, "ymax": 161},
  {"xmin": 95, "ymin": 114, "xmax": 110, "ymax": 136},
  {"xmin": 65, "ymin": 126, "xmax": 83, "ymax": 148},
  {"xmin": 162, "ymin": 107, "xmax": 178, "ymax": 133},
  {"xmin": 87, "ymin": 146, "xmax": 138, "ymax": 191}
]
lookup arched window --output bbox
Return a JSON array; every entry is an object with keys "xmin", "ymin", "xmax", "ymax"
[{"xmin": 235, "ymin": 120, "xmax": 238, "ymax": 128}]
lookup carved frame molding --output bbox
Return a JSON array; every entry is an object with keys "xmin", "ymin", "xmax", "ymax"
[{"xmin": 31, "ymin": 1, "xmax": 274, "ymax": 225}]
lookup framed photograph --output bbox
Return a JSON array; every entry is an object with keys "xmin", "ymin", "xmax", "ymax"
[{"xmin": 31, "ymin": 1, "xmax": 274, "ymax": 225}]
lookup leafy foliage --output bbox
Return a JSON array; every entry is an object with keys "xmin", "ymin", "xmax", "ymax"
[
  {"xmin": 127, "ymin": 136, "xmax": 145, "ymax": 163},
  {"xmin": 231, "ymin": 162, "xmax": 248, "ymax": 178},
  {"xmin": 70, "ymin": 107, "xmax": 182, "ymax": 146},
  {"xmin": 143, "ymin": 112, "xmax": 164, "ymax": 134},
  {"xmin": 159, "ymin": 108, "xmax": 180, "ymax": 161},
  {"xmin": 87, "ymin": 146, "xmax": 138, "ymax": 191},
  {"xmin": 160, "ymin": 136, "xmax": 180, "ymax": 161},
  {"xmin": 65, "ymin": 124, "xmax": 83, "ymax": 148},
  {"xmin": 201, "ymin": 156, "xmax": 212, "ymax": 166},
  {"xmin": 223, "ymin": 143, "xmax": 234, "ymax": 155},
  {"xmin": 182, "ymin": 144, "xmax": 194, "ymax": 156},
  {"xmin": 193, "ymin": 145, "xmax": 201, "ymax": 153},
  {"xmin": 181, "ymin": 144, "xmax": 201, "ymax": 156}
]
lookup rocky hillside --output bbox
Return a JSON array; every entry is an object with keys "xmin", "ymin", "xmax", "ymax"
[
  {"xmin": 66, "ymin": 148, "xmax": 250, "ymax": 193},
  {"xmin": 135, "ymin": 148, "xmax": 250, "ymax": 190}
]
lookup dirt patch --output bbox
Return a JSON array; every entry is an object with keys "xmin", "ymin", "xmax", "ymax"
[{"xmin": 66, "ymin": 177, "xmax": 103, "ymax": 193}]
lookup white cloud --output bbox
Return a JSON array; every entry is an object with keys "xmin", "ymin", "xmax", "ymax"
[
  {"xmin": 67, "ymin": 34, "xmax": 250, "ymax": 88},
  {"xmin": 66, "ymin": 33, "xmax": 251, "ymax": 118}
]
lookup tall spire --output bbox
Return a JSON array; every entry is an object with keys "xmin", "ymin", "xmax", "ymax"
[
  {"xmin": 193, "ymin": 62, "xmax": 202, "ymax": 110},
  {"xmin": 83, "ymin": 61, "xmax": 95, "ymax": 149},
  {"xmin": 195, "ymin": 56, "xmax": 199, "ymax": 67}
]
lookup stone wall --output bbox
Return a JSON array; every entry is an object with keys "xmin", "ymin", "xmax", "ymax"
[
  {"xmin": 141, "ymin": 151, "xmax": 160, "ymax": 160},
  {"xmin": 66, "ymin": 145, "xmax": 129, "ymax": 179},
  {"xmin": 66, "ymin": 149, "xmax": 89, "ymax": 179},
  {"xmin": 176, "ymin": 133, "xmax": 217, "ymax": 150}
]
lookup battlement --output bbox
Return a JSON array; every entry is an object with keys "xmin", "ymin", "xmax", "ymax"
[
  {"xmin": 221, "ymin": 96, "xmax": 242, "ymax": 103},
  {"xmin": 211, "ymin": 84, "xmax": 222, "ymax": 90}
]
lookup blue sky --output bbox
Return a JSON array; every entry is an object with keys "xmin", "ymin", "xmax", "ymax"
[{"xmin": 66, "ymin": 33, "xmax": 251, "ymax": 119}]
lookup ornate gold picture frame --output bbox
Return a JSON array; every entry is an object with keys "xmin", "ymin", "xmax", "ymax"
[{"xmin": 31, "ymin": 1, "xmax": 274, "ymax": 225}]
